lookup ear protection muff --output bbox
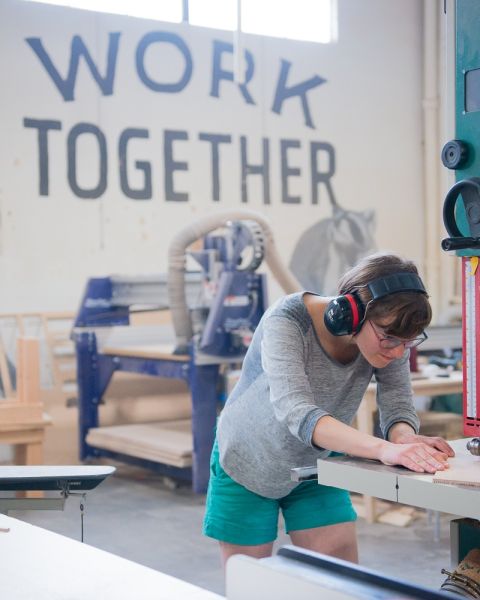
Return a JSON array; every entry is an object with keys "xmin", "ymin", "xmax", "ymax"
[
  {"xmin": 323, "ymin": 272, "xmax": 427, "ymax": 336},
  {"xmin": 323, "ymin": 293, "xmax": 365, "ymax": 336}
]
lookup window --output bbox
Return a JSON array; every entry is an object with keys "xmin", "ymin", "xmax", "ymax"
[
  {"xmin": 189, "ymin": 0, "xmax": 237, "ymax": 31},
  {"xmin": 23, "ymin": 0, "xmax": 183, "ymax": 22},
  {"xmin": 244, "ymin": 0, "xmax": 336, "ymax": 43},
  {"xmin": 189, "ymin": 0, "xmax": 336, "ymax": 43},
  {"xmin": 23, "ymin": 0, "xmax": 337, "ymax": 44}
]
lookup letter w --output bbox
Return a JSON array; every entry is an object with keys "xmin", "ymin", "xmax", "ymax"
[{"xmin": 25, "ymin": 33, "xmax": 121, "ymax": 102}]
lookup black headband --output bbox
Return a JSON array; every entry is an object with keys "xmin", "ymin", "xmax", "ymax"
[{"xmin": 367, "ymin": 272, "xmax": 426, "ymax": 300}]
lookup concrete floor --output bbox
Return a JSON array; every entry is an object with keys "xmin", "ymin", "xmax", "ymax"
[{"xmin": 11, "ymin": 462, "xmax": 454, "ymax": 597}]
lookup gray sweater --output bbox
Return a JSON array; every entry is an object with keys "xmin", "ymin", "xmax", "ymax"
[{"xmin": 217, "ymin": 293, "xmax": 419, "ymax": 499}]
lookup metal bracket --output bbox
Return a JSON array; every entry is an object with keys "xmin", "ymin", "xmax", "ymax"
[
  {"xmin": 290, "ymin": 465, "xmax": 318, "ymax": 482},
  {"xmin": 0, "ymin": 496, "xmax": 66, "ymax": 514}
]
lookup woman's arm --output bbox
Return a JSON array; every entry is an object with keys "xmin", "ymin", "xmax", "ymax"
[
  {"xmin": 374, "ymin": 352, "xmax": 420, "ymax": 437},
  {"xmin": 312, "ymin": 415, "xmax": 450, "ymax": 473}
]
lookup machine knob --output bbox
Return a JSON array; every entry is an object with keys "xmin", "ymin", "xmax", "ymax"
[
  {"xmin": 441, "ymin": 140, "xmax": 469, "ymax": 170},
  {"xmin": 467, "ymin": 438, "xmax": 480, "ymax": 456},
  {"xmin": 441, "ymin": 236, "xmax": 480, "ymax": 251},
  {"xmin": 441, "ymin": 177, "xmax": 480, "ymax": 251}
]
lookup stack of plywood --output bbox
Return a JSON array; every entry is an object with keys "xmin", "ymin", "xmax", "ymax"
[
  {"xmin": 101, "ymin": 372, "xmax": 191, "ymax": 426},
  {"xmin": 89, "ymin": 374, "xmax": 193, "ymax": 467},
  {"xmin": 84, "ymin": 309, "xmax": 194, "ymax": 467},
  {"xmin": 43, "ymin": 373, "xmax": 193, "ymax": 466},
  {"xmin": 86, "ymin": 419, "xmax": 193, "ymax": 468}
]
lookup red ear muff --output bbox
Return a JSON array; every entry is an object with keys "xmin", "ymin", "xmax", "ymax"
[
  {"xmin": 345, "ymin": 294, "xmax": 360, "ymax": 332},
  {"xmin": 323, "ymin": 293, "xmax": 365, "ymax": 336}
]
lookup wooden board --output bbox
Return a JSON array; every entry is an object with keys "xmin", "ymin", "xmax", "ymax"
[
  {"xmin": 433, "ymin": 453, "xmax": 480, "ymax": 487},
  {"xmin": 0, "ymin": 412, "xmax": 51, "ymax": 432},
  {"xmin": 433, "ymin": 464, "xmax": 480, "ymax": 486},
  {"xmin": 0, "ymin": 336, "xmax": 13, "ymax": 397},
  {"xmin": 0, "ymin": 402, "xmax": 44, "ymax": 424},
  {"xmin": 86, "ymin": 420, "xmax": 193, "ymax": 468},
  {"xmin": 16, "ymin": 337, "xmax": 40, "ymax": 404},
  {"xmin": 99, "ymin": 393, "xmax": 192, "ymax": 425},
  {"xmin": 101, "ymin": 344, "xmax": 189, "ymax": 362}
]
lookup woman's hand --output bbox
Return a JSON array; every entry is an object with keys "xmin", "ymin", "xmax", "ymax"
[
  {"xmin": 378, "ymin": 440, "xmax": 450, "ymax": 473},
  {"xmin": 389, "ymin": 426, "xmax": 455, "ymax": 457},
  {"xmin": 310, "ymin": 416, "xmax": 454, "ymax": 473},
  {"xmin": 387, "ymin": 422, "xmax": 455, "ymax": 459}
]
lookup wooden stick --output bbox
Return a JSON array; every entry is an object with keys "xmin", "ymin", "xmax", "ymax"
[
  {"xmin": 0, "ymin": 336, "xmax": 13, "ymax": 397},
  {"xmin": 16, "ymin": 337, "xmax": 40, "ymax": 405}
]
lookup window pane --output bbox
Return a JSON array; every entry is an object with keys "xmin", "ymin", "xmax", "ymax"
[
  {"xmin": 465, "ymin": 68, "xmax": 480, "ymax": 113},
  {"xmin": 242, "ymin": 0, "xmax": 335, "ymax": 43},
  {"xmin": 23, "ymin": 0, "xmax": 183, "ymax": 22},
  {"xmin": 24, "ymin": 0, "xmax": 337, "ymax": 43},
  {"xmin": 189, "ymin": 0, "xmax": 237, "ymax": 31}
]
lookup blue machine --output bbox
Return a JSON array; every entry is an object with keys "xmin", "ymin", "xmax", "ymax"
[{"xmin": 73, "ymin": 220, "xmax": 268, "ymax": 493}]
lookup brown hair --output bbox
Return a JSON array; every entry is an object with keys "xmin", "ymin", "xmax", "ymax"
[{"xmin": 337, "ymin": 252, "xmax": 432, "ymax": 338}]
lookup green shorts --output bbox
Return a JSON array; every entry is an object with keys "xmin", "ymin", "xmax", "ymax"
[{"xmin": 203, "ymin": 441, "xmax": 357, "ymax": 546}]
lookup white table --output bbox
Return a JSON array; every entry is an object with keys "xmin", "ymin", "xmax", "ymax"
[
  {"xmin": 0, "ymin": 513, "xmax": 223, "ymax": 600},
  {"xmin": 317, "ymin": 438, "xmax": 480, "ymax": 520},
  {"xmin": 317, "ymin": 437, "xmax": 480, "ymax": 562}
]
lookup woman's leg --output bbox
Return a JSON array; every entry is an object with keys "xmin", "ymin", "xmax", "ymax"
[
  {"xmin": 219, "ymin": 541, "xmax": 274, "ymax": 567},
  {"xmin": 289, "ymin": 521, "xmax": 358, "ymax": 563},
  {"xmin": 203, "ymin": 440, "xmax": 278, "ymax": 567}
]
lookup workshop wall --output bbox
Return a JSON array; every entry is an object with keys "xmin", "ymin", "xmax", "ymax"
[{"xmin": 0, "ymin": 0, "xmax": 424, "ymax": 311}]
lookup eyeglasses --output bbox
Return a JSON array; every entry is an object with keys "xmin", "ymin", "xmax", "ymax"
[{"xmin": 368, "ymin": 320, "xmax": 428, "ymax": 350}]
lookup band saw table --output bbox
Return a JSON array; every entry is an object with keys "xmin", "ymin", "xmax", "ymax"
[
  {"xmin": 356, "ymin": 371, "xmax": 463, "ymax": 523},
  {"xmin": 311, "ymin": 437, "xmax": 480, "ymax": 564}
]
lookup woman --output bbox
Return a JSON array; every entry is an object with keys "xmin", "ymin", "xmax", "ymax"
[{"xmin": 203, "ymin": 252, "xmax": 454, "ymax": 566}]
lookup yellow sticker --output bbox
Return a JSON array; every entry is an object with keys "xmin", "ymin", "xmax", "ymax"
[{"xmin": 471, "ymin": 256, "xmax": 479, "ymax": 276}]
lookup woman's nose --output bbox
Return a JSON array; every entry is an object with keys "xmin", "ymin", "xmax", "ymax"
[{"xmin": 389, "ymin": 344, "xmax": 407, "ymax": 359}]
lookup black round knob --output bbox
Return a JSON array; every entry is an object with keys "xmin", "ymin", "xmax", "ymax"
[
  {"xmin": 441, "ymin": 140, "xmax": 469, "ymax": 169},
  {"xmin": 468, "ymin": 203, "xmax": 480, "ymax": 224}
]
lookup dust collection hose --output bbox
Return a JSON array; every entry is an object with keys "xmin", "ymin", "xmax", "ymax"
[{"xmin": 167, "ymin": 210, "xmax": 302, "ymax": 353}]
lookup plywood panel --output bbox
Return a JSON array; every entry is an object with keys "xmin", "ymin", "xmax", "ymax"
[
  {"xmin": 433, "ymin": 464, "xmax": 480, "ymax": 486},
  {"xmin": 86, "ymin": 420, "xmax": 193, "ymax": 468}
]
